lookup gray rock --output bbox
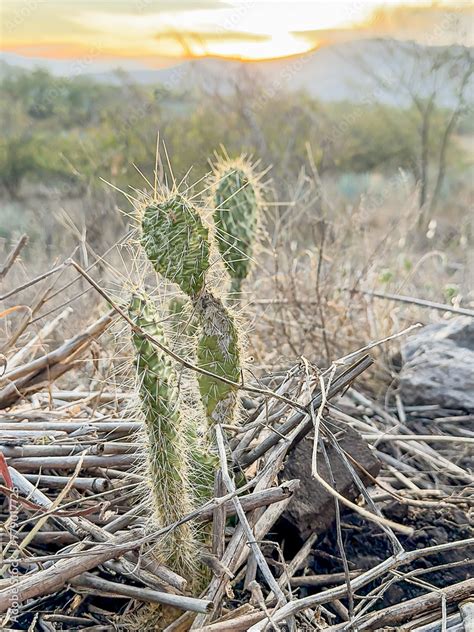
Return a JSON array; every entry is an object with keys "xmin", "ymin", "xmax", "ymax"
[
  {"xmin": 281, "ymin": 426, "xmax": 380, "ymax": 540},
  {"xmin": 399, "ymin": 317, "xmax": 474, "ymax": 411}
]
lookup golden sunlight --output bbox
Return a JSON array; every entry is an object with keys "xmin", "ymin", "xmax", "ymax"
[
  {"xmin": 76, "ymin": 2, "xmax": 372, "ymax": 61},
  {"xmin": 1, "ymin": 0, "xmax": 470, "ymax": 63}
]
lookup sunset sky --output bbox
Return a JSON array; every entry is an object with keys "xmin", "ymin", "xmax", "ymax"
[{"xmin": 1, "ymin": 1, "xmax": 472, "ymax": 66}]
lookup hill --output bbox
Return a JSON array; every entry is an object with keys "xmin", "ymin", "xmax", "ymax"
[{"xmin": 2, "ymin": 39, "xmax": 472, "ymax": 106}]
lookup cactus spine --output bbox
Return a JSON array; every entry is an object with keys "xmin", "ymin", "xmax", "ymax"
[
  {"xmin": 129, "ymin": 293, "xmax": 197, "ymax": 574},
  {"xmin": 141, "ymin": 192, "xmax": 241, "ymax": 428},
  {"xmin": 130, "ymin": 180, "xmax": 249, "ymax": 581},
  {"xmin": 211, "ymin": 156, "xmax": 262, "ymax": 295},
  {"xmin": 141, "ymin": 195, "xmax": 209, "ymax": 298},
  {"xmin": 168, "ymin": 296, "xmax": 199, "ymax": 340}
]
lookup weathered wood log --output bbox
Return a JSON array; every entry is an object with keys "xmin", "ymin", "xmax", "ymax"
[
  {"xmin": 357, "ymin": 579, "xmax": 474, "ymax": 630},
  {"xmin": 71, "ymin": 573, "xmax": 213, "ymax": 613},
  {"xmin": 197, "ymin": 479, "xmax": 300, "ymax": 523},
  {"xmin": 1, "ymin": 443, "xmax": 137, "ymax": 458},
  {"xmin": 20, "ymin": 531, "xmax": 78, "ymax": 545},
  {"xmin": 0, "ymin": 310, "xmax": 115, "ymax": 409},
  {"xmin": 193, "ymin": 611, "xmax": 266, "ymax": 631},
  {"xmin": 22, "ymin": 474, "xmax": 111, "ymax": 493},
  {"xmin": 6, "ymin": 454, "xmax": 137, "ymax": 471},
  {"xmin": 0, "ymin": 421, "xmax": 140, "ymax": 434},
  {"xmin": 290, "ymin": 571, "xmax": 363, "ymax": 587},
  {"xmin": 0, "ymin": 531, "xmax": 140, "ymax": 612}
]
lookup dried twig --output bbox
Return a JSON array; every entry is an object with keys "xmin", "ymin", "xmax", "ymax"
[{"xmin": 0, "ymin": 235, "xmax": 28, "ymax": 281}]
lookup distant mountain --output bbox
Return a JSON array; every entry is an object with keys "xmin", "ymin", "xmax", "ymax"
[
  {"xmin": 1, "ymin": 39, "xmax": 472, "ymax": 107},
  {"xmin": 0, "ymin": 52, "xmax": 151, "ymax": 76}
]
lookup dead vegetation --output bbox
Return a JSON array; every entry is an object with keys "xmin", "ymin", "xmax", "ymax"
[{"xmin": 0, "ymin": 169, "xmax": 473, "ymax": 631}]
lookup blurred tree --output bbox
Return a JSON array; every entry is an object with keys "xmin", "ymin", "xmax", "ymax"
[
  {"xmin": 0, "ymin": 58, "xmax": 471, "ymax": 211},
  {"xmin": 353, "ymin": 40, "xmax": 473, "ymax": 225}
]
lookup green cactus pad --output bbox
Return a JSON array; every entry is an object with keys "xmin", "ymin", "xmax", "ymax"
[
  {"xmin": 196, "ymin": 290, "xmax": 241, "ymax": 425},
  {"xmin": 213, "ymin": 166, "xmax": 259, "ymax": 293},
  {"xmin": 141, "ymin": 195, "xmax": 210, "ymax": 298},
  {"xmin": 129, "ymin": 294, "xmax": 197, "ymax": 572},
  {"xmin": 168, "ymin": 296, "xmax": 199, "ymax": 339},
  {"xmin": 186, "ymin": 423, "xmax": 219, "ymax": 504}
]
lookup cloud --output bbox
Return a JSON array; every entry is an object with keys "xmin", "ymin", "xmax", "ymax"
[
  {"xmin": 1, "ymin": 0, "xmax": 471, "ymax": 65},
  {"xmin": 292, "ymin": 3, "xmax": 474, "ymax": 48}
]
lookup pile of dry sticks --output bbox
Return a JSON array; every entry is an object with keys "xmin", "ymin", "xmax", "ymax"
[{"xmin": 0, "ymin": 240, "xmax": 472, "ymax": 631}]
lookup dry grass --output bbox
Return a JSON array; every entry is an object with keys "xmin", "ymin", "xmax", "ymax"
[
  {"xmin": 241, "ymin": 166, "xmax": 472, "ymax": 395},
  {"xmin": 0, "ymin": 160, "xmax": 472, "ymax": 631}
]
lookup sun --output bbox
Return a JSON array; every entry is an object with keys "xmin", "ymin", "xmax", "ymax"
[
  {"xmin": 2, "ymin": 0, "xmax": 466, "ymax": 65},
  {"xmin": 187, "ymin": 32, "xmax": 314, "ymax": 61},
  {"xmin": 64, "ymin": 1, "xmax": 372, "ymax": 64},
  {"xmin": 183, "ymin": 1, "xmax": 370, "ymax": 60}
]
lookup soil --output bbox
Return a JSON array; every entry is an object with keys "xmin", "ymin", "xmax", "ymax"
[{"xmin": 280, "ymin": 503, "xmax": 473, "ymax": 608}]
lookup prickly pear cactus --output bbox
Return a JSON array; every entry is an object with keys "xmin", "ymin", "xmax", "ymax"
[
  {"xmin": 141, "ymin": 191, "xmax": 242, "ymax": 426},
  {"xmin": 129, "ymin": 293, "xmax": 197, "ymax": 574},
  {"xmin": 168, "ymin": 296, "xmax": 199, "ymax": 339},
  {"xmin": 212, "ymin": 160, "xmax": 260, "ymax": 294},
  {"xmin": 186, "ymin": 423, "xmax": 219, "ymax": 505},
  {"xmin": 141, "ymin": 194, "xmax": 210, "ymax": 298},
  {"xmin": 196, "ymin": 290, "xmax": 240, "ymax": 425}
]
